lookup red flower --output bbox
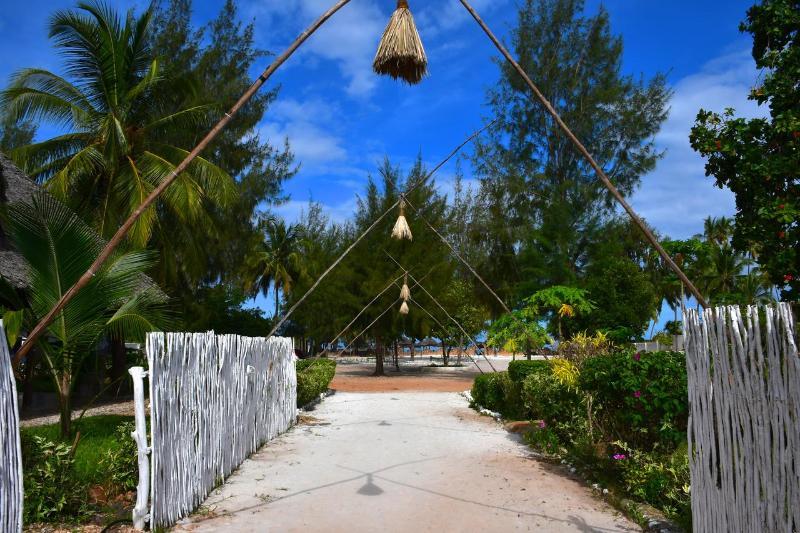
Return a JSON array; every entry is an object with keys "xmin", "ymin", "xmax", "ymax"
[
  {"xmin": 784, "ymin": 274, "xmax": 794, "ymax": 282},
  {"xmin": 778, "ymin": 231, "xmax": 785, "ymax": 239},
  {"xmin": 714, "ymin": 139, "xmax": 722, "ymax": 150},
  {"xmin": 778, "ymin": 204, "xmax": 785, "ymax": 209}
]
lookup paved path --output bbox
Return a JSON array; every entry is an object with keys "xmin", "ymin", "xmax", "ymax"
[{"xmin": 175, "ymin": 392, "xmax": 638, "ymax": 533}]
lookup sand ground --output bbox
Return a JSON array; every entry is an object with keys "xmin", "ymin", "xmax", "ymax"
[{"xmin": 174, "ymin": 386, "xmax": 638, "ymax": 532}]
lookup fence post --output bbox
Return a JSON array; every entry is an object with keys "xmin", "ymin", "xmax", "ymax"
[
  {"xmin": 129, "ymin": 366, "xmax": 150, "ymax": 530},
  {"xmin": 0, "ymin": 321, "xmax": 23, "ymax": 533}
]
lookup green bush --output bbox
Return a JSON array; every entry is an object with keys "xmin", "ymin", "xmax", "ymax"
[
  {"xmin": 507, "ymin": 360, "xmax": 550, "ymax": 383},
  {"xmin": 98, "ymin": 422, "xmax": 138, "ymax": 494},
  {"xmin": 471, "ymin": 372, "xmax": 507, "ymax": 413},
  {"xmin": 579, "ymin": 350, "xmax": 688, "ymax": 449},
  {"xmin": 21, "ymin": 434, "xmax": 87, "ymax": 523},
  {"xmin": 522, "ymin": 371, "xmax": 585, "ymax": 443},
  {"xmin": 618, "ymin": 444, "xmax": 691, "ymax": 529},
  {"xmin": 296, "ymin": 359, "xmax": 336, "ymax": 407}
]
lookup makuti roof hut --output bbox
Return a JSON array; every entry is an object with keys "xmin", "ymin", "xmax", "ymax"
[{"xmin": 0, "ymin": 152, "xmax": 36, "ymax": 289}]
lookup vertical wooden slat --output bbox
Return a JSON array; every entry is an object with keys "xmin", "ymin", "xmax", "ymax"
[
  {"xmin": 142, "ymin": 331, "xmax": 296, "ymax": 528},
  {"xmin": 685, "ymin": 303, "xmax": 799, "ymax": 532},
  {"xmin": 0, "ymin": 321, "xmax": 23, "ymax": 532}
]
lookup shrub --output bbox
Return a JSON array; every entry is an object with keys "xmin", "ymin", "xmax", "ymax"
[
  {"xmin": 507, "ymin": 360, "xmax": 550, "ymax": 383},
  {"xmin": 522, "ymin": 370, "xmax": 585, "ymax": 442},
  {"xmin": 579, "ymin": 350, "xmax": 688, "ymax": 449},
  {"xmin": 21, "ymin": 434, "xmax": 87, "ymax": 523},
  {"xmin": 98, "ymin": 422, "xmax": 138, "ymax": 494},
  {"xmin": 618, "ymin": 444, "xmax": 691, "ymax": 528},
  {"xmin": 296, "ymin": 359, "xmax": 336, "ymax": 407},
  {"xmin": 471, "ymin": 372, "xmax": 507, "ymax": 413}
]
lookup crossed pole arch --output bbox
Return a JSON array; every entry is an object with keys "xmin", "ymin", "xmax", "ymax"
[{"xmin": 16, "ymin": 0, "xmax": 707, "ymax": 363}]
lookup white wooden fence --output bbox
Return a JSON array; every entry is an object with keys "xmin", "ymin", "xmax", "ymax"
[
  {"xmin": 131, "ymin": 332, "xmax": 297, "ymax": 529},
  {"xmin": 684, "ymin": 303, "xmax": 799, "ymax": 533},
  {"xmin": 0, "ymin": 321, "xmax": 23, "ymax": 533}
]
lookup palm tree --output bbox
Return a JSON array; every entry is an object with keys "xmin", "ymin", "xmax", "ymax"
[
  {"xmin": 2, "ymin": 193, "xmax": 172, "ymax": 437},
  {"xmin": 0, "ymin": 1, "xmax": 234, "ymax": 248},
  {"xmin": 703, "ymin": 216, "xmax": 733, "ymax": 246},
  {"xmin": 248, "ymin": 219, "xmax": 304, "ymax": 318},
  {"xmin": 702, "ymin": 244, "xmax": 752, "ymax": 303}
]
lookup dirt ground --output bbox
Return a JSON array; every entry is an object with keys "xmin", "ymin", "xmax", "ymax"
[
  {"xmin": 331, "ymin": 364, "xmax": 478, "ymax": 392},
  {"xmin": 175, "ymin": 392, "xmax": 639, "ymax": 533}
]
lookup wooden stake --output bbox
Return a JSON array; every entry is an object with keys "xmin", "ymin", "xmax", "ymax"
[
  {"xmin": 14, "ymin": 0, "xmax": 354, "ymax": 364},
  {"xmin": 458, "ymin": 0, "xmax": 708, "ymax": 308}
]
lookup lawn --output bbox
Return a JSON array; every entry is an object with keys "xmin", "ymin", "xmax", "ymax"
[{"xmin": 21, "ymin": 415, "xmax": 135, "ymax": 486}]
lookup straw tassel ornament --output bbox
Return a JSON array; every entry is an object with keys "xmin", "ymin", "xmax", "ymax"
[
  {"xmin": 399, "ymin": 300, "xmax": 410, "ymax": 315},
  {"xmin": 391, "ymin": 198, "xmax": 413, "ymax": 240},
  {"xmin": 373, "ymin": 0, "xmax": 427, "ymax": 84},
  {"xmin": 400, "ymin": 273, "xmax": 411, "ymax": 301}
]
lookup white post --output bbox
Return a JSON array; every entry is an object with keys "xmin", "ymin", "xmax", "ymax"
[{"xmin": 129, "ymin": 366, "xmax": 150, "ymax": 530}]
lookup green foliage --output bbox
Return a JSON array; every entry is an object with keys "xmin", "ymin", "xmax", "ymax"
[
  {"xmin": 507, "ymin": 360, "xmax": 550, "ymax": 383},
  {"xmin": 471, "ymin": 0, "xmax": 670, "ymax": 292},
  {"xmin": 296, "ymin": 359, "xmax": 336, "ymax": 407},
  {"xmin": 471, "ymin": 371, "xmax": 526, "ymax": 419},
  {"xmin": 617, "ymin": 444, "xmax": 691, "ymax": 529},
  {"xmin": 522, "ymin": 370, "xmax": 585, "ymax": 441},
  {"xmin": 689, "ymin": 0, "xmax": 799, "ymax": 300},
  {"xmin": 486, "ymin": 310, "xmax": 551, "ymax": 356},
  {"xmin": 21, "ymin": 434, "xmax": 87, "ymax": 523},
  {"xmin": 182, "ymin": 285, "xmax": 272, "ymax": 337},
  {"xmin": 580, "ymin": 351, "xmax": 688, "ymax": 448},
  {"xmin": 557, "ymin": 331, "xmax": 614, "ymax": 363},
  {"xmin": 574, "ymin": 258, "xmax": 659, "ymax": 339},
  {"xmin": 98, "ymin": 422, "xmax": 138, "ymax": 494},
  {"xmin": 7, "ymin": 193, "xmax": 173, "ymax": 436}
]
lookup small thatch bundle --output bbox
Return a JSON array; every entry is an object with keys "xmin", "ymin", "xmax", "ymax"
[
  {"xmin": 391, "ymin": 198, "xmax": 412, "ymax": 240},
  {"xmin": 400, "ymin": 273, "xmax": 411, "ymax": 301},
  {"xmin": 373, "ymin": 0, "xmax": 427, "ymax": 84},
  {"xmin": 399, "ymin": 300, "xmax": 410, "ymax": 315}
]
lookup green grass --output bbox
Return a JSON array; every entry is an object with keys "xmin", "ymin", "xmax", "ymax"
[{"xmin": 21, "ymin": 415, "xmax": 134, "ymax": 485}]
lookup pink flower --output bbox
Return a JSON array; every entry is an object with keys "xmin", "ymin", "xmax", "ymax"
[
  {"xmin": 612, "ymin": 454, "xmax": 627, "ymax": 460},
  {"xmin": 633, "ymin": 390, "xmax": 642, "ymax": 399},
  {"xmin": 538, "ymin": 420, "xmax": 547, "ymax": 429},
  {"xmin": 633, "ymin": 352, "xmax": 641, "ymax": 361}
]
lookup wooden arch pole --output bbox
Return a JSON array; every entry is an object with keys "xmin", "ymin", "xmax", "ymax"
[
  {"xmin": 458, "ymin": 0, "xmax": 708, "ymax": 309},
  {"xmin": 13, "ymin": 0, "xmax": 353, "ymax": 364}
]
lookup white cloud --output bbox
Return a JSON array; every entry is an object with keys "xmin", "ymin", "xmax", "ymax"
[
  {"xmin": 247, "ymin": 0, "xmax": 386, "ymax": 97},
  {"xmin": 273, "ymin": 197, "xmax": 358, "ymax": 224},
  {"xmin": 632, "ymin": 47, "xmax": 766, "ymax": 239},
  {"xmin": 259, "ymin": 97, "xmax": 347, "ymax": 167}
]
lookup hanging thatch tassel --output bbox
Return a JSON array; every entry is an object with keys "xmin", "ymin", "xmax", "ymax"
[
  {"xmin": 373, "ymin": 0, "xmax": 427, "ymax": 84},
  {"xmin": 391, "ymin": 198, "xmax": 413, "ymax": 240},
  {"xmin": 400, "ymin": 273, "xmax": 411, "ymax": 301},
  {"xmin": 399, "ymin": 300, "xmax": 410, "ymax": 315}
]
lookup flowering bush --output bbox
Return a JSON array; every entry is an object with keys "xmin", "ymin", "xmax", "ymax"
[{"xmin": 579, "ymin": 350, "xmax": 688, "ymax": 448}]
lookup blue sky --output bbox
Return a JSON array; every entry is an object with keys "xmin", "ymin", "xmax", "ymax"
[{"xmin": 0, "ymin": 0, "xmax": 765, "ymax": 329}]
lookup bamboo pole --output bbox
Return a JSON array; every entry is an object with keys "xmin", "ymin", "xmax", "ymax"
[
  {"xmin": 13, "ymin": 0, "xmax": 354, "ymax": 365},
  {"xmin": 458, "ymin": 0, "xmax": 708, "ymax": 309}
]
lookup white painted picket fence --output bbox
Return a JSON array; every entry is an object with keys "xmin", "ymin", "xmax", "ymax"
[
  {"xmin": 131, "ymin": 331, "xmax": 297, "ymax": 529},
  {"xmin": 0, "ymin": 321, "xmax": 23, "ymax": 533},
  {"xmin": 684, "ymin": 303, "xmax": 799, "ymax": 533}
]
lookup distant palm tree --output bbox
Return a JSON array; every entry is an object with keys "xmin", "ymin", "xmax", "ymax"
[
  {"xmin": 703, "ymin": 216, "xmax": 733, "ymax": 246},
  {"xmin": 702, "ymin": 244, "xmax": 752, "ymax": 303},
  {"xmin": 248, "ymin": 219, "xmax": 304, "ymax": 318},
  {"xmin": 2, "ymin": 193, "xmax": 172, "ymax": 437},
  {"xmin": 736, "ymin": 269, "xmax": 774, "ymax": 305},
  {"xmin": 0, "ymin": 1, "xmax": 234, "ymax": 247}
]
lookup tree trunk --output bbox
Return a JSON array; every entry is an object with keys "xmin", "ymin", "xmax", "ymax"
[
  {"xmin": 274, "ymin": 284, "xmax": 280, "ymax": 320},
  {"xmin": 442, "ymin": 345, "xmax": 450, "ymax": 367},
  {"xmin": 21, "ymin": 347, "xmax": 37, "ymax": 412},
  {"xmin": 457, "ymin": 336, "xmax": 463, "ymax": 366},
  {"xmin": 57, "ymin": 372, "xmax": 72, "ymax": 438},
  {"xmin": 393, "ymin": 342, "xmax": 399, "ymax": 371},
  {"xmin": 373, "ymin": 337, "xmax": 385, "ymax": 376},
  {"xmin": 110, "ymin": 337, "xmax": 127, "ymax": 387}
]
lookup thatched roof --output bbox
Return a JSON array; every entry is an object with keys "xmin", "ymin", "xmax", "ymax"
[{"xmin": 0, "ymin": 152, "xmax": 35, "ymax": 288}]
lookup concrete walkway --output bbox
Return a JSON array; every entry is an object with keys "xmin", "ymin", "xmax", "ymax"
[{"xmin": 175, "ymin": 392, "xmax": 639, "ymax": 532}]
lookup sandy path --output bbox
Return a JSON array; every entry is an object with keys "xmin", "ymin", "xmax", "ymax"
[{"xmin": 174, "ymin": 392, "xmax": 638, "ymax": 532}]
